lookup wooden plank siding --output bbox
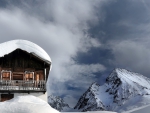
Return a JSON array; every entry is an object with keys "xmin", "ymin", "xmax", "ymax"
[{"xmin": 0, "ymin": 49, "xmax": 50, "ymax": 93}]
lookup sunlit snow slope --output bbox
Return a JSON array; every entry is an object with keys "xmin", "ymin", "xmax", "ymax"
[
  {"xmin": 0, "ymin": 95, "xmax": 59, "ymax": 113},
  {"xmin": 74, "ymin": 68, "xmax": 150, "ymax": 113},
  {"xmin": 129, "ymin": 104, "xmax": 150, "ymax": 113}
]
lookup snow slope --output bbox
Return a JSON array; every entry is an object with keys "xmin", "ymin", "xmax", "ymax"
[
  {"xmin": 129, "ymin": 104, "xmax": 150, "ymax": 113},
  {"xmin": 0, "ymin": 39, "xmax": 51, "ymax": 63},
  {"xmin": 74, "ymin": 68, "xmax": 150, "ymax": 113},
  {"xmin": 0, "ymin": 95, "xmax": 59, "ymax": 113},
  {"xmin": 122, "ymin": 104, "xmax": 150, "ymax": 113}
]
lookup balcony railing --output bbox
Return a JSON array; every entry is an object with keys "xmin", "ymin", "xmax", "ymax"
[{"xmin": 0, "ymin": 80, "xmax": 46, "ymax": 91}]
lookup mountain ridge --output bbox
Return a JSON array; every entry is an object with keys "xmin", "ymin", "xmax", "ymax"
[
  {"xmin": 74, "ymin": 68, "xmax": 150, "ymax": 112},
  {"xmin": 48, "ymin": 95, "xmax": 71, "ymax": 112}
]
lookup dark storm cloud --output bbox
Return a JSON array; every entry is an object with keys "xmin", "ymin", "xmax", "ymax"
[
  {"xmin": 89, "ymin": 0, "xmax": 150, "ymax": 42},
  {"xmin": 0, "ymin": 1, "xmax": 8, "ymax": 8},
  {"xmin": 79, "ymin": 0, "xmax": 150, "ymax": 78},
  {"xmin": 75, "ymin": 47, "xmax": 115, "ymax": 84},
  {"xmin": 108, "ymin": 0, "xmax": 150, "ymax": 77}
]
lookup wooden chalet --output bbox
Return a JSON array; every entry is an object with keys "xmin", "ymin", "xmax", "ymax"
[{"xmin": 0, "ymin": 40, "xmax": 51, "ymax": 102}]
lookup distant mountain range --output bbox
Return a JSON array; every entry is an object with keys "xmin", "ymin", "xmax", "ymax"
[{"xmin": 49, "ymin": 68, "xmax": 150, "ymax": 113}]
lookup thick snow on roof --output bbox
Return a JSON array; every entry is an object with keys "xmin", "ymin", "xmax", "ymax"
[{"xmin": 0, "ymin": 39, "xmax": 51, "ymax": 63}]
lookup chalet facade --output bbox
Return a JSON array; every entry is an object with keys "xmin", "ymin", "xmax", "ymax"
[{"xmin": 0, "ymin": 40, "xmax": 51, "ymax": 102}]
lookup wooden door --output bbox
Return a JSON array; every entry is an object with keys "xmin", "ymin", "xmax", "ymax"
[
  {"xmin": 36, "ymin": 74, "xmax": 39, "ymax": 81},
  {"xmin": 35, "ymin": 71, "xmax": 44, "ymax": 80},
  {"xmin": 1, "ymin": 94, "xmax": 14, "ymax": 102}
]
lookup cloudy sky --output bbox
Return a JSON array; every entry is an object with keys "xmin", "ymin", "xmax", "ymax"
[{"xmin": 0, "ymin": 0, "xmax": 150, "ymax": 107}]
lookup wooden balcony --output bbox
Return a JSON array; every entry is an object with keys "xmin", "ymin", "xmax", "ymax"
[{"xmin": 0, "ymin": 80, "xmax": 46, "ymax": 93}]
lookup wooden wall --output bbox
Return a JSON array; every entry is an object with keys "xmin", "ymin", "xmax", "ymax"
[{"xmin": 0, "ymin": 49, "xmax": 50, "ymax": 81}]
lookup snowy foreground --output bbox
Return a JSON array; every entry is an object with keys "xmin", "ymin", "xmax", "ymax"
[
  {"xmin": 123, "ymin": 104, "xmax": 150, "ymax": 113},
  {"xmin": 0, "ymin": 95, "xmax": 149, "ymax": 113},
  {"xmin": 130, "ymin": 105, "xmax": 150, "ymax": 113},
  {"xmin": 0, "ymin": 95, "xmax": 117, "ymax": 113},
  {"xmin": 61, "ymin": 111, "xmax": 117, "ymax": 113},
  {"xmin": 0, "ymin": 95, "xmax": 115, "ymax": 113},
  {"xmin": 62, "ymin": 105, "xmax": 150, "ymax": 113},
  {"xmin": 0, "ymin": 95, "xmax": 59, "ymax": 113}
]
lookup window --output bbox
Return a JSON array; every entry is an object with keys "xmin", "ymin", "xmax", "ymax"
[
  {"xmin": 35, "ymin": 71, "xmax": 44, "ymax": 81},
  {"xmin": 25, "ymin": 71, "xmax": 34, "ymax": 81},
  {"xmin": 1, "ymin": 70, "xmax": 11, "ymax": 80}
]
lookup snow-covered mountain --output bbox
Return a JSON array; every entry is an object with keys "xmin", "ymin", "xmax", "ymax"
[
  {"xmin": 48, "ymin": 95, "xmax": 71, "ymax": 112},
  {"xmin": 74, "ymin": 68, "xmax": 150, "ymax": 113}
]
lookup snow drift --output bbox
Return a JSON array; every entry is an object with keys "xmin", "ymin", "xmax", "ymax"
[{"xmin": 0, "ymin": 95, "xmax": 59, "ymax": 113}]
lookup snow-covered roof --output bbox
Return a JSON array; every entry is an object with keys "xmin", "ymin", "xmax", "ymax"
[{"xmin": 0, "ymin": 39, "xmax": 51, "ymax": 64}]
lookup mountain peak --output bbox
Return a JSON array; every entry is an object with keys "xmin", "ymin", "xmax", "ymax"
[
  {"xmin": 107, "ymin": 68, "xmax": 141, "ymax": 82},
  {"xmin": 114, "ymin": 68, "xmax": 128, "ymax": 73},
  {"xmin": 75, "ymin": 68, "xmax": 150, "ymax": 112},
  {"xmin": 112, "ymin": 68, "xmax": 133, "ymax": 77},
  {"xmin": 90, "ymin": 82, "xmax": 100, "ymax": 89}
]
